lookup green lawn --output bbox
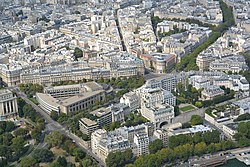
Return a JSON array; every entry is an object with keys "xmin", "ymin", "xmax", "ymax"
[{"xmin": 180, "ymin": 105, "xmax": 195, "ymax": 112}]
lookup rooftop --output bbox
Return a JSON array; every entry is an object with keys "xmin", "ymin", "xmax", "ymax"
[
  {"xmin": 80, "ymin": 118, "xmax": 98, "ymax": 126},
  {"xmin": 91, "ymin": 107, "xmax": 111, "ymax": 117}
]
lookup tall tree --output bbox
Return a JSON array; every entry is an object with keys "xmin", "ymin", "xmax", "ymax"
[
  {"xmin": 148, "ymin": 139, "xmax": 163, "ymax": 154},
  {"xmin": 32, "ymin": 148, "xmax": 54, "ymax": 163},
  {"xmin": 11, "ymin": 136, "xmax": 26, "ymax": 154},
  {"xmin": 45, "ymin": 131, "xmax": 65, "ymax": 148},
  {"xmin": 190, "ymin": 115, "xmax": 203, "ymax": 125},
  {"xmin": 20, "ymin": 157, "xmax": 38, "ymax": 167}
]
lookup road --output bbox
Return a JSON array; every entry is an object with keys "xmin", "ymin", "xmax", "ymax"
[{"xmin": 11, "ymin": 87, "xmax": 106, "ymax": 167}]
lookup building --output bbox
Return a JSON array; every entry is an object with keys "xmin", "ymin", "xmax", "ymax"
[
  {"xmin": 36, "ymin": 82, "xmax": 106, "ymax": 114},
  {"xmin": 0, "ymin": 89, "xmax": 18, "ymax": 121},
  {"xmin": 222, "ymin": 123, "xmax": 237, "ymax": 140},
  {"xmin": 120, "ymin": 92, "xmax": 140, "ymax": 112},
  {"xmin": 110, "ymin": 103, "xmax": 130, "ymax": 122},
  {"xmin": 140, "ymin": 53, "xmax": 177, "ymax": 73},
  {"xmin": 209, "ymin": 55, "xmax": 248, "ymax": 73},
  {"xmin": 44, "ymin": 82, "xmax": 103, "ymax": 98},
  {"xmin": 193, "ymin": 78, "xmax": 210, "ymax": 89},
  {"xmin": 79, "ymin": 118, "xmax": 99, "ymax": 135},
  {"xmin": 91, "ymin": 129, "xmax": 131, "ymax": 162},
  {"xmin": 201, "ymin": 86, "xmax": 225, "ymax": 100},
  {"xmin": 141, "ymin": 103, "xmax": 175, "ymax": 127},
  {"xmin": 144, "ymin": 73, "xmax": 187, "ymax": 92},
  {"xmin": 232, "ymin": 97, "xmax": 250, "ymax": 115},
  {"xmin": 36, "ymin": 93, "xmax": 61, "ymax": 114},
  {"xmin": 168, "ymin": 125, "xmax": 213, "ymax": 136},
  {"xmin": 91, "ymin": 107, "xmax": 113, "ymax": 128},
  {"xmin": 153, "ymin": 129, "xmax": 168, "ymax": 147},
  {"xmin": 188, "ymin": 71, "xmax": 249, "ymax": 97},
  {"xmin": 134, "ymin": 132, "xmax": 149, "ymax": 156},
  {"xmin": 1, "ymin": 57, "xmax": 144, "ymax": 86},
  {"xmin": 196, "ymin": 53, "xmax": 215, "ymax": 71},
  {"xmin": 91, "ymin": 123, "xmax": 155, "ymax": 161},
  {"xmin": 139, "ymin": 87, "xmax": 176, "ymax": 107}
]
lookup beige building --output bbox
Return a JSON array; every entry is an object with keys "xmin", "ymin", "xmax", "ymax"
[
  {"xmin": 91, "ymin": 107, "xmax": 113, "ymax": 128},
  {"xmin": 141, "ymin": 103, "xmax": 175, "ymax": 127},
  {"xmin": 91, "ymin": 129, "xmax": 131, "ymax": 162},
  {"xmin": 201, "ymin": 86, "xmax": 224, "ymax": 100},
  {"xmin": 36, "ymin": 82, "xmax": 106, "ymax": 114},
  {"xmin": 196, "ymin": 54, "xmax": 215, "ymax": 71},
  {"xmin": 91, "ymin": 123, "xmax": 155, "ymax": 162},
  {"xmin": 0, "ymin": 89, "xmax": 18, "ymax": 121},
  {"xmin": 140, "ymin": 53, "xmax": 177, "ymax": 73},
  {"xmin": 153, "ymin": 129, "xmax": 169, "ymax": 147},
  {"xmin": 79, "ymin": 118, "xmax": 99, "ymax": 136},
  {"xmin": 120, "ymin": 91, "xmax": 140, "ymax": 112},
  {"xmin": 133, "ymin": 133, "xmax": 149, "ymax": 156}
]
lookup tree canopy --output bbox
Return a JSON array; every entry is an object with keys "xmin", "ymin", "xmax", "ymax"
[
  {"xmin": 190, "ymin": 115, "xmax": 203, "ymax": 126},
  {"xmin": 148, "ymin": 139, "xmax": 163, "ymax": 154},
  {"xmin": 106, "ymin": 149, "xmax": 134, "ymax": 167},
  {"xmin": 32, "ymin": 148, "xmax": 54, "ymax": 163}
]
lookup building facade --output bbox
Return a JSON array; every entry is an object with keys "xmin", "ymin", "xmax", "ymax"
[{"xmin": 0, "ymin": 89, "xmax": 18, "ymax": 121}]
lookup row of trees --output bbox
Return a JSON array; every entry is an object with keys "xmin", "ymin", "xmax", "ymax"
[
  {"xmin": 106, "ymin": 149, "xmax": 134, "ymax": 167},
  {"xmin": 131, "ymin": 121, "xmax": 250, "ymax": 167},
  {"xmin": 234, "ymin": 121, "xmax": 250, "ymax": 147},
  {"xmin": 132, "ymin": 139, "xmax": 235, "ymax": 167},
  {"xmin": 97, "ymin": 75, "xmax": 145, "ymax": 92},
  {"xmin": 168, "ymin": 130, "xmax": 220, "ymax": 149},
  {"xmin": 19, "ymin": 83, "xmax": 43, "ymax": 98},
  {"xmin": 175, "ymin": 31, "xmax": 221, "ymax": 71},
  {"xmin": 175, "ymin": 0, "xmax": 235, "ymax": 71},
  {"xmin": 17, "ymin": 98, "xmax": 46, "ymax": 143},
  {"xmin": 234, "ymin": 113, "xmax": 250, "ymax": 122}
]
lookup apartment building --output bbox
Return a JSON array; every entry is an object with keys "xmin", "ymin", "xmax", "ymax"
[
  {"xmin": 134, "ymin": 133, "xmax": 149, "ymax": 156},
  {"xmin": 91, "ymin": 129, "xmax": 131, "ymax": 162},
  {"xmin": 120, "ymin": 92, "xmax": 140, "ymax": 112},
  {"xmin": 232, "ymin": 97, "xmax": 250, "ymax": 115},
  {"xmin": 153, "ymin": 129, "xmax": 168, "ymax": 147},
  {"xmin": 139, "ymin": 87, "xmax": 176, "ymax": 107},
  {"xmin": 90, "ymin": 107, "xmax": 113, "ymax": 128},
  {"xmin": 141, "ymin": 103, "xmax": 175, "ymax": 127},
  {"xmin": 189, "ymin": 71, "xmax": 250, "ymax": 96},
  {"xmin": 91, "ymin": 123, "xmax": 155, "ymax": 162},
  {"xmin": 201, "ymin": 86, "xmax": 225, "ymax": 100},
  {"xmin": 140, "ymin": 53, "xmax": 177, "ymax": 73},
  {"xmin": 209, "ymin": 55, "xmax": 248, "ymax": 73},
  {"xmin": 144, "ymin": 73, "xmax": 187, "ymax": 92},
  {"xmin": 79, "ymin": 118, "xmax": 99, "ymax": 135},
  {"xmin": 1, "ymin": 56, "xmax": 144, "ymax": 86}
]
